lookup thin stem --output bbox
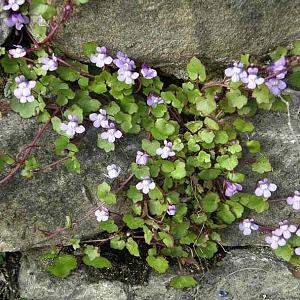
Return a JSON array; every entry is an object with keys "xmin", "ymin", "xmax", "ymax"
[{"xmin": 34, "ymin": 157, "xmax": 69, "ymax": 173}]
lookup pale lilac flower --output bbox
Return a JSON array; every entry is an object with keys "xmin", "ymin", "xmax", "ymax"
[
  {"xmin": 241, "ymin": 67, "xmax": 264, "ymax": 89},
  {"xmin": 89, "ymin": 109, "xmax": 108, "ymax": 128},
  {"xmin": 60, "ymin": 115, "xmax": 85, "ymax": 138},
  {"xmin": 13, "ymin": 75, "xmax": 36, "ymax": 103},
  {"xmin": 113, "ymin": 51, "xmax": 136, "ymax": 71},
  {"xmin": 275, "ymin": 220, "xmax": 297, "ymax": 240},
  {"xmin": 266, "ymin": 57, "xmax": 287, "ymax": 80},
  {"xmin": 41, "ymin": 54, "xmax": 58, "ymax": 71},
  {"xmin": 167, "ymin": 204, "xmax": 176, "ymax": 216},
  {"xmin": 136, "ymin": 176, "xmax": 156, "ymax": 194},
  {"xmin": 136, "ymin": 151, "xmax": 149, "ymax": 165},
  {"xmin": 117, "ymin": 69, "xmax": 139, "ymax": 85},
  {"xmin": 104, "ymin": 164, "xmax": 121, "ymax": 179},
  {"xmin": 287, "ymin": 191, "xmax": 300, "ymax": 210},
  {"xmin": 295, "ymin": 247, "xmax": 300, "ymax": 256},
  {"xmin": 141, "ymin": 64, "xmax": 157, "ymax": 79},
  {"xmin": 238, "ymin": 218, "xmax": 259, "ymax": 236},
  {"xmin": 3, "ymin": 0, "xmax": 25, "ymax": 11},
  {"xmin": 224, "ymin": 61, "xmax": 247, "ymax": 82},
  {"xmin": 147, "ymin": 94, "xmax": 164, "ymax": 108},
  {"xmin": 100, "ymin": 122, "xmax": 122, "ymax": 143},
  {"xmin": 90, "ymin": 47, "xmax": 113, "ymax": 68},
  {"xmin": 6, "ymin": 13, "xmax": 29, "ymax": 30},
  {"xmin": 156, "ymin": 140, "xmax": 175, "ymax": 159},
  {"xmin": 95, "ymin": 207, "xmax": 109, "ymax": 222},
  {"xmin": 225, "ymin": 181, "xmax": 242, "ymax": 197},
  {"xmin": 254, "ymin": 178, "xmax": 277, "ymax": 199},
  {"xmin": 8, "ymin": 45, "xmax": 26, "ymax": 58},
  {"xmin": 265, "ymin": 231, "xmax": 287, "ymax": 249},
  {"xmin": 265, "ymin": 78, "xmax": 286, "ymax": 96}
]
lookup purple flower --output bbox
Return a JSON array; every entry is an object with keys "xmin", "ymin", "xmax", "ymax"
[
  {"xmin": 3, "ymin": 0, "xmax": 25, "ymax": 11},
  {"xmin": 224, "ymin": 61, "xmax": 247, "ymax": 82},
  {"xmin": 90, "ymin": 47, "xmax": 113, "ymax": 68},
  {"xmin": 254, "ymin": 178, "xmax": 277, "ymax": 199},
  {"xmin": 287, "ymin": 191, "xmax": 300, "ymax": 210},
  {"xmin": 136, "ymin": 151, "xmax": 149, "ymax": 165},
  {"xmin": 141, "ymin": 64, "xmax": 157, "ymax": 79},
  {"xmin": 8, "ymin": 45, "xmax": 26, "ymax": 58},
  {"xmin": 13, "ymin": 75, "xmax": 36, "ymax": 103},
  {"xmin": 104, "ymin": 164, "xmax": 121, "ymax": 179},
  {"xmin": 156, "ymin": 140, "xmax": 175, "ymax": 159},
  {"xmin": 241, "ymin": 67, "xmax": 264, "ymax": 89},
  {"xmin": 238, "ymin": 218, "xmax": 259, "ymax": 235},
  {"xmin": 100, "ymin": 122, "xmax": 122, "ymax": 143},
  {"xmin": 113, "ymin": 51, "xmax": 136, "ymax": 71},
  {"xmin": 265, "ymin": 78, "xmax": 286, "ymax": 96},
  {"xmin": 89, "ymin": 109, "xmax": 108, "ymax": 128},
  {"xmin": 95, "ymin": 207, "xmax": 109, "ymax": 222},
  {"xmin": 167, "ymin": 204, "xmax": 176, "ymax": 216},
  {"xmin": 225, "ymin": 181, "xmax": 242, "ymax": 197},
  {"xmin": 266, "ymin": 57, "xmax": 287, "ymax": 80},
  {"xmin": 295, "ymin": 248, "xmax": 300, "ymax": 256},
  {"xmin": 60, "ymin": 115, "xmax": 85, "ymax": 138},
  {"xmin": 117, "ymin": 69, "xmax": 139, "ymax": 85},
  {"xmin": 6, "ymin": 13, "xmax": 29, "ymax": 30},
  {"xmin": 136, "ymin": 176, "xmax": 156, "ymax": 194},
  {"xmin": 146, "ymin": 93, "xmax": 164, "ymax": 108},
  {"xmin": 41, "ymin": 54, "xmax": 58, "ymax": 72},
  {"xmin": 274, "ymin": 220, "xmax": 297, "ymax": 240},
  {"xmin": 265, "ymin": 231, "xmax": 287, "ymax": 249}
]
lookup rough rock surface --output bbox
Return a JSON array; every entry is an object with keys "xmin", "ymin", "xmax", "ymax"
[
  {"xmin": 46, "ymin": 0, "xmax": 300, "ymax": 77},
  {"xmin": 0, "ymin": 0, "xmax": 10, "ymax": 45},
  {"xmin": 222, "ymin": 89, "xmax": 300, "ymax": 246},
  {"xmin": 18, "ymin": 248, "xmax": 300, "ymax": 300},
  {"xmin": 0, "ymin": 111, "xmax": 141, "ymax": 252}
]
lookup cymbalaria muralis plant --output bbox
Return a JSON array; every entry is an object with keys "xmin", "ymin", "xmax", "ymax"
[{"xmin": 1, "ymin": 0, "xmax": 300, "ymax": 288}]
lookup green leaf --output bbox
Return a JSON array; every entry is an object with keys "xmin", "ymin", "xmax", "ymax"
[
  {"xmin": 246, "ymin": 140, "xmax": 261, "ymax": 154},
  {"xmin": 214, "ymin": 130, "xmax": 229, "ymax": 144},
  {"xmin": 292, "ymin": 40, "xmax": 300, "ymax": 55},
  {"xmin": 122, "ymin": 213, "xmax": 144, "ymax": 229},
  {"xmin": 99, "ymin": 219, "xmax": 118, "ymax": 233},
  {"xmin": 57, "ymin": 66, "xmax": 80, "ymax": 82},
  {"xmin": 143, "ymin": 226, "xmax": 153, "ymax": 244},
  {"xmin": 217, "ymin": 203, "xmax": 236, "ymax": 224},
  {"xmin": 287, "ymin": 71, "xmax": 300, "ymax": 89},
  {"xmin": 274, "ymin": 245, "xmax": 293, "ymax": 262},
  {"xmin": 96, "ymin": 182, "xmax": 117, "ymax": 204},
  {"xmin": 110, "ymin": 237, "xmax": 126, "ymax": 250},
  {"xmin": 46, "ymin": 254, "xmax": 77, "ymax": 278},
  {"xmin": 10, "ymin": 98, "xmax": 39, "ymax": 118},
  {"xmin": 196, "ymin": 96, "xmax": 216, "ymax": 116},
  {"xmin": 201, "ymin": 192, "xmax": 220, "ymax": 212},
  {"xmin": 172, "ymin": 222, "xmax": 190, "ymax": 238},
  {"xmin": 227, "ymin": 89, "xmax": 247, "ymax": 109},
  {"xmin": 97, "ymin": 137, "xmax": 115, "ymax": 152},
  {"xmin": 127, "ymin": 186, "xmax": 143, "ymax": 203},
  {"xmin": 233, "ymin": 118, "xmax": 254, "ymax": 132},
  {"xmin": 70, "ymin": 239, "xmax": 80, "ymax": 250},
  {"xmin": 238, "ymin": 194, "xmax": 269, "ymax": 213},
  {"xmin": 171, "ymin": 160, "xmax": 186, "ymax": 179},
  {"xmin": 253, "ymin": 85, "xmax": 270, "ymax": 104},
  {"xmin": 251, "ymin": 156, "xmax": 272, "ymax": 174},
  {"xmin": 187, "ymin": 57, "xmax": 206, "ymax": 82},
  {"xmin": 126, "ymin": 238, "xmax": 140, "ymax": 257},
  {"xmin": 149, "ymin": 200, "xmax": 167, "ymax": 216},
  {"xmin": 146, "ymin": 255, "xmax": 169, "ymax": 273},
  {"xmin": 217, "ymin": 154, "xmax": 238, "ymax": 171},
  {"xmin": 83, "ymin": 255, "xmax": 112, "ymax": 269},
  {"xmin": 170, "ymin": 275, "xmax": 197, "ymax": 289},
  {"xmin": 195, "ymin": 241, "xmax": 218, "ymax": 259},
  {"xmin": 198, "ymin": 169, "xmax": 221, "ymax": 180},
  {"xmin": 204, "ymin": 117, "xmax": 219, "ymax": 130},
  {"xmin": 199, "ymin": 129, "xmax": 215, "ymax": 143},
  {"xmin": 158, "ymin": 232, "xmax": 174, "ymax": 248},
  {"xmin": 142, "ymin": 139, "xmax": 160, "ymax": 156},
  {"xmin": 84, "ymin": 245, "xmax": 99, "ymax": 261}
]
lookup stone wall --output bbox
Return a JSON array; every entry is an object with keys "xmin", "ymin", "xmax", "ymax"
[{"xmin": 47, "ymin": 0, "xmax": 300, "ymax": 77}]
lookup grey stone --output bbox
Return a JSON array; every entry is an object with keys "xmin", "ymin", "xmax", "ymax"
[
  {"xmin": 0, "ymin": 110, "xmax": 141, "ymax": 252},
  {"xmin": 222, "ymin": 89, "xmax": 300, "ymax": 246},
  {"xmin": 42, "ymin": 0, "xmax": 300, "ymax": 78},
  {"xmin": 18, "ymin": 248, "xmax": 300, "ymax": 300},
  {"xmin": 0, "ymin": 0, "xmax": 10, "ymax": 45}
]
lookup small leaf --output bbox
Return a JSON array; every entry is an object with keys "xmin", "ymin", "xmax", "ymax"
[
  {"xmin": 187, "ymin": 57, "xmax": 206, "ymax": 82},
  {"xmin": 201, "ymin": 192, "xmax": 220, "ymax": 212},
  {"xmin": 46, "ymin": 254, "xmax": 77, "ymax": 278},
  {"xmin": 126, "ymin": 238, "xmax": 140, "ymax": 257},
  {"xmin": 83, "ymin": 256, "xmax": 112, "ymax": 269},
  {"xmin": 233, "ymin": 118, "xmax": 254, "ymax": 133},
  {"xmin": 146, "ymin": 255, "xmax": 169, "ymax": 273},
  {"xmin": 170, "ymin": 275, "xmax": 197, "ymax": 289},
  {"xmin": 251, "ymin": 156, "xmax": 272, "ymax": 174}
]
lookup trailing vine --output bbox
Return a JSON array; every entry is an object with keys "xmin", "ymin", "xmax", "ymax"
[{"xmin": 1, "ymin": 0, "xmax": 300, "ymax": 288}]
